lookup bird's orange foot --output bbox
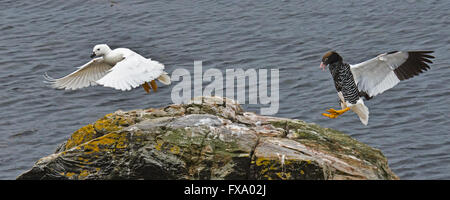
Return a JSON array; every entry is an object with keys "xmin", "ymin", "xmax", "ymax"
[
  {"xmin": 322, "ymin": 113, "xmax": 339, "ymax": 118},
  {"xmin": 327, "ymin": 107, "xmax": 350, "ymax": 115},
  {"xmin": 322, "ymin": 107, "xmax": 350, "ymax": 118}
]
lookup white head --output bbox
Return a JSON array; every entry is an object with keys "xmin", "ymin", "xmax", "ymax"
[{"xmin": 91, "ymin": 44, "xmax": 111, "ymax": 58}]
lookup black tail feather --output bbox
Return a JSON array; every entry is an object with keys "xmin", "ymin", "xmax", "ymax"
[{"xmin": 359, "ymin": 91, "xmax": 373, "ymax": 100}]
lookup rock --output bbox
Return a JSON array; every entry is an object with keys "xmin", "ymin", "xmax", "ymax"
[{"xmin": 17, "ymin": 96, "xmax": 398, "ymax": 180}]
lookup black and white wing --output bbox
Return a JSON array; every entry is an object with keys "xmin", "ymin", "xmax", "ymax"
[
  {"xmin": 350, "ymin": 51, "xmax": 434, "ymax": 98},
  {"xmin": 44, "ymin": 58, "xmax": 114, "ymax": 90}
]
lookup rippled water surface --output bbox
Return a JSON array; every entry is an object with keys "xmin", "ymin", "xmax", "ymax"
[{"xmin": 1, "ymin": 0, "xmax": 449, "ymax": 179}]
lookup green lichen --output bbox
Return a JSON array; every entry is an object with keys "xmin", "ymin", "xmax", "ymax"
[{"xmin": 270, "ymin": 119, "xmax": 386, "ymax": 169}]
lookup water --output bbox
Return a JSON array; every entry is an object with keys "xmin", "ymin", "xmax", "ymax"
[{"xmin": 0, "ymin": 0, "xmax": 449, "ymax": 180}]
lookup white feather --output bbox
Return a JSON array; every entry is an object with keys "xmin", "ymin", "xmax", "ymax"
[
  {"xmin": 44, "ymin": 58, "xmax": 113, "ymax": 90},
  {"xmin": 44, "ymin": 45, "xmax": 170, "ymax": 92},
  {"xmin": 96, "ymin": 51, "xmax": 165, "ymax": 91},
  {"xmin": 157, "ymin": 72, "xmax": 171, "ymax": 85},
  {"xmin": 347, "ymin": 99, "xmax": 369, "ymax": 126},
  {"xmin": 350, "ymin": 51, "xmax": 407, "ymax": 97}
]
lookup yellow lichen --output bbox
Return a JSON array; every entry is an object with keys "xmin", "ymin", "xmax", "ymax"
[
  {"xmin": 104, "ymin": 113, "xmax": 114, "ymax": 118},
  {"xmin": 60, "ymin": 169, "xmax": 92, "ymax": 179},
  {"xmin": 260, "ymin": 167, "xmax": 270, "ymax": 175},
  {"xmin": 64, "ymin": 113, "xmax": 133, "ymax": 151},
  {"xmin": 256, "ymin": 157, "xmax": 285, "ymax": 178},
  {"xmin": 94, "ymin": 118, "xmax": 120, "ymax": 133},
  {"xmin": 116, "ymin": 140, "xmax": 128, "ymax": 149},
  {"xmin": 93, "ymin": 113, "xmax": 133, "ymax": 134},
  {"xmin": 276, "ymin": 172, "xmax": 291, "ymax": 180},
  {"xmin": 78, "ymin": 132, "xmax": 128, "ymax": 154},
  {"xmin": 255, "ymin": 157, "xmax": 271, "ymax": 167},
  {"xmin": 170, "ymin": 145, "xmax": 180, "ymax": 154},
  {"xmin": 64, "ymin": 172, "xmax": 76, "ymax": 178},
  {"xmin": 65, "ymin": 124, "xmax": 96, "ymax": 150},
  {"xmin": 76, "ymin": 156, "xmax": 92, "ymax": 164},
  {"xmin": 155, "ymin": 140, "xmax": 164, "ymax": 151},
  {"xmin": 79, "ymin": 170, "xmax": 90, "ymax": 178}
]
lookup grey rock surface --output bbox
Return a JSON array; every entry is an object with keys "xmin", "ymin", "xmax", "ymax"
[{"xmin": 17, "ymin": 96, "xmax": 398, "ymax": 180}]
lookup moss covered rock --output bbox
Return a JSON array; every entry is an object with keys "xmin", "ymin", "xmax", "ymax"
[{"xmin": 17, "ymin": 96, "xmax": 398, "ymax": 180}]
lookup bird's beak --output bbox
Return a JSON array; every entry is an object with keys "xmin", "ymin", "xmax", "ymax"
[
  {"xmin": 320, "ymin": 62, "xmax": 327, "ymax": 71},
  {"xmin": 90, "ymin": 52, "xmax": 96, "ymax": 58}
]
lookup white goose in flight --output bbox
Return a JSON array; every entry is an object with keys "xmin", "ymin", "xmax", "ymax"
[{"xmin": 44, "ymin": 44, "xmax": 171, "ymax": 94}]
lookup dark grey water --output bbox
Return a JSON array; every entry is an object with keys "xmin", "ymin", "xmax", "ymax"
[{"xmin": 1, "ymin": 0, "xmax": 449, "ymax": 179}]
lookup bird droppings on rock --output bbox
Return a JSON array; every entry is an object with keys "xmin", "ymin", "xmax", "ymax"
[{"xmin": 17, "ymin": 96, "xmax": 398, "ymax": 180}]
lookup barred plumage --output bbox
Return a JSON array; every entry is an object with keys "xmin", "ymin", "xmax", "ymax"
[
  {"xmin": 329, "ymin": 62, "xmax": 360, "ymax": 104},
  {"xmin": 320, "ymin": 50, "xmax": 434, "ymax": 125}
]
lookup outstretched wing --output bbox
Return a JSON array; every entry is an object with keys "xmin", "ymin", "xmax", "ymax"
[
  {"xmin": 44, "ymin": 58, "xmax": 113, "ymax": 90},
  {"xmin": 96, "ymin": 53, "xmax": 165, "ymax": 91},
  {"xmin": 350, "ymin": 51, "xmax": 434, "ymax": 98}
]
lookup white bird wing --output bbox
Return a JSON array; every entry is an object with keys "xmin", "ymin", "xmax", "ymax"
[
  {"xmin": 44, "ymin": 58, "xmax": 113, "ymax": 90},
  {"xmin": 96, "ymin": 51, "xmax": 165, "ymax": 91},
  {"xmin": 350, "ymin": 51, "xmax": 434, "ymax": 98}
]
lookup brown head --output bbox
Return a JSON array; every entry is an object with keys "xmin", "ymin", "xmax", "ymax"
[{"xmin": 320, "ymin": 51, "xmax": 343, "ymax": 71}]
